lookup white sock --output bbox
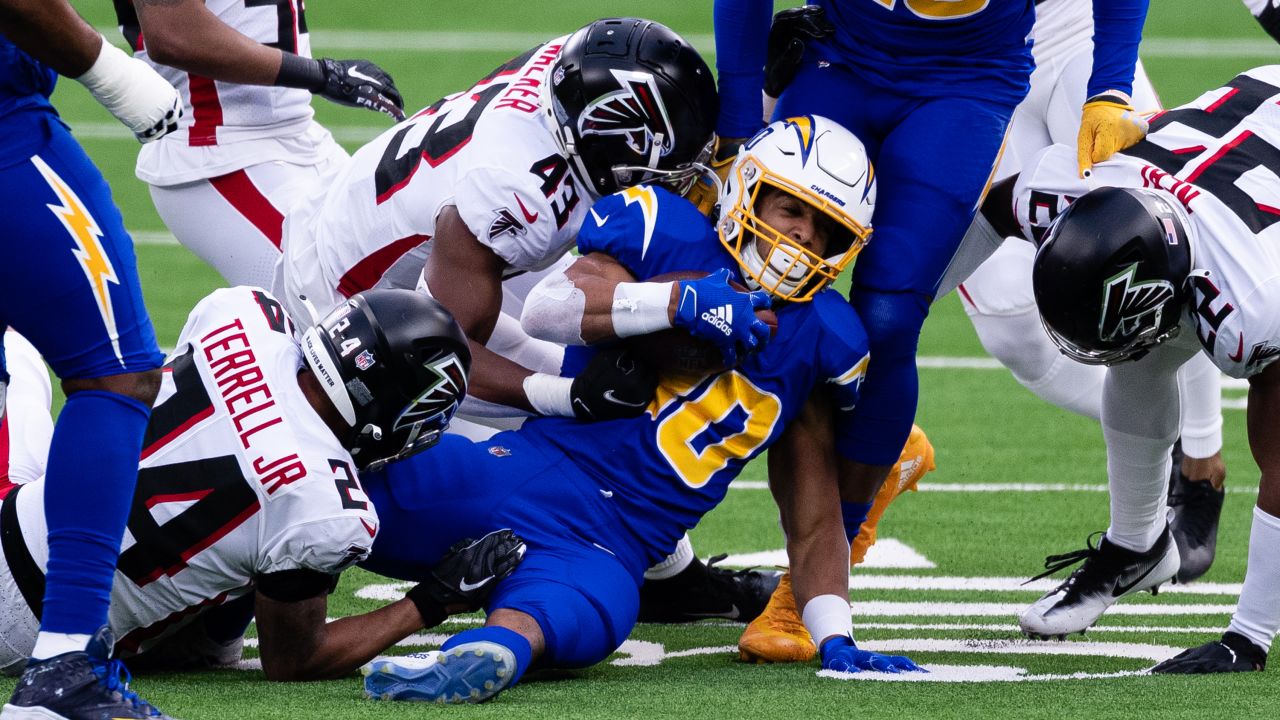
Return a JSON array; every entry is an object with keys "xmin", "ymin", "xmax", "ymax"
[
  {"xmin": 1103, "ymin": 425, "xmax": 1173, "ymax": 552},
  {"xmin": 644, "ymin": 534, "xmax": 694, "ymax": 580},
  {"xmin": 31, "ymin": 631, "xmax": 92, "ymax": 660},
  {"xmin": 1227, "ymin": 507, "xmax": 1280, "ymax": 652}
]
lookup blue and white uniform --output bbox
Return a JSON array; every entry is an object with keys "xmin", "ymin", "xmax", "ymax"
[
  {"xmin": 713, "ymin": 0, "xmax": 1147, "ymax": 465},
  {"xmin": 362, "ymin": 188, "xmax": 869, "ymax": 668},
  {"xmin": 0, "ymin": 38, "xmax": 163, "ymax": 643}
]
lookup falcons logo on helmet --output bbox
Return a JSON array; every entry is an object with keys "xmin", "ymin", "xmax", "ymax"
[
  {"xmin": 394, "ymin": 353, "xmax": 468, "ymax": 434},
  {"xmin": 1098, "ymin": 264, "xmax": 1177, "ymax": 342},
  {"xmin": 579, "ymin": 69, "xmax": 675, "ymax": 158}
]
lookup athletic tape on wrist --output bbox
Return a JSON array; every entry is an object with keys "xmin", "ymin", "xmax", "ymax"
[
  {"xmin": 74, "ymin": 37, "xmax": 130, "ymax": 93},
  {"xmin": 522, "ymin": 372, "xmax": 575, "ymax": 417},
  {"xmin": 611, "ymin": 282, "xmax": 674, "ymax": 338},
  {"xmin": 802, "ymin": 593, "xmax": 853, "ymax": 645}
]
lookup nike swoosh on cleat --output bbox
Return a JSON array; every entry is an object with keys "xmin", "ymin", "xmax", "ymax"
[
  {"xmin": 603, "ymin": 390, "xmax": 647, "ymax": 407},
  {"xmin": 459, "ymin": 574, "xmax": 495, "ymax": 593},
  {"xmin": 1111, "ymin": 561, "xmax": 1161, "ymax": 597}
]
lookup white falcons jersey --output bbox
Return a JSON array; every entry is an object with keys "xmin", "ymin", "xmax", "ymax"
[
  {"xmin": 1013, "ymin": 66, "xmax": 1280, "ymax": 379},
  {"xmin": 118, "ymin": 0, "xmax": 336, "ymax": 185},
  {"xmin": 11, "ymin": 287, "xmax": 378, "ymax": 655},
  {"xmin": 278, "ymin": 38, "xmax": 590, "ymax": 321}
]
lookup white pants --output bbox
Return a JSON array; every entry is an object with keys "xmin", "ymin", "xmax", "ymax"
[
  {"xmin": 150, "ymin": 141, "xmax": 349, "ymax": 290},
  {"xmin": 1, "ymin": 331, "xmax": 52, "ymax": 487}
]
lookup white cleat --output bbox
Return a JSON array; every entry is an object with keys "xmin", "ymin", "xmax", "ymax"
[
  {"xmin": 362, "ymin": 642, "xmax": 516, "ymax": 704},
  {"xmin": 1019, "ymin": 525, "xmax": 1180, "ymax": 639}
]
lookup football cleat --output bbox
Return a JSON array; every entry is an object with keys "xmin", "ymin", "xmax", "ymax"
[
  {"xmin": 1166, "ymin": 443, "xmax": 1225, "ymax": 584},
  {"xmin": 363, "ymin": 643, "xmax": 516, "ymax": 704},
  {"xmin": 737, "ymin": 425, "xmax": 935, "ymax": 664},
  {"xmin": 737, "ymin": 572, "xmax": 816, "ymax": 663},
  {"xmin": 638, "ymin": 555, "xmax": 781, "ymax": 624},
  {"xmin": 851, "ymin": 424, "xmax": 934, "ymax": 565},
  {"xmin": 1, "ymin": 626, "xmax": 174, "ymax": 719},
  {"xmin": 1151, "ymin": 632, "xmax": 1267, "ymax": 674},
  {"xmin": 1019, "ymin": 525, "xmax": 1179, "ymax": 639}
]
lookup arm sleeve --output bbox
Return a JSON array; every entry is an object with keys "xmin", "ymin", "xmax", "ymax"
[
  {"xmin": 1088, "ymin": 0, "xmax": 1149, "ymax": 97},
  {"xmin": 714, "ymin": 0, "xmax": 774, "ymax": 138}
]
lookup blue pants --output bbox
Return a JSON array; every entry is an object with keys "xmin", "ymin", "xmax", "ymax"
[
  {"xmin": 362, "ymin": 433, "xmax": 647, "ymax": 669},
  {"xmin": 775, "ymin": 59, "xmax": 1021, "ymax": 464}
]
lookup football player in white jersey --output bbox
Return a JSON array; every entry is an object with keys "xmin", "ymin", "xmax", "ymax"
[
  {"xmin": 1245, "ymin": 0, "xmax": 1280, "ymax": 42},
  {"xmin": 117, "ymin": 0, "xmax": 406, "ymax": 289},
  {"xmin": 977, "ymin": 66, "xmax": 1280, "ymax": 672},
  {"xmin": 0, "ymin": 286, "xmax": 527, "ymax": 682},
  {"xmin": 950, "ymin": 0, "xmax": 1229, "ymax": 586}
]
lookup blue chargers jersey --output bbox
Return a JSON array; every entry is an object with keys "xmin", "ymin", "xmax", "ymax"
[
  {"xmin": 523, "ymin": 186, "xmax": 871, "ymax": 555},
  {"xmin": 814, "ymin": 0, "xmax": 1034, "ymax": 105},
  {"xmin": 0, "ymin": 36, "xmax": 60, "ymax": 166}
]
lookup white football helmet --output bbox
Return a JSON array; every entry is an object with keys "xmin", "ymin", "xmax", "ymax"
[{"xmin": 717, "ymin": 115, "xmax": 875, "ymax": 301}]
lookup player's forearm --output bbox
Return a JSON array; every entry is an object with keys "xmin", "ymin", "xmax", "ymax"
[
  {"xmin": 261, "ymin": 599, "xmax": 425, "ymax": 681},
  {"xmin": 714, "ymin": 0, "xmax": 773, "ymax": 138},
  {"xmin": 523, "ymin": 256, "xmax": 675, "ymax": 345},
  {"xmin": 467, "ymin": 339, "xmax": 538, "ymax": 413},
  {"xmin": 133, "ymin": 0, "xmax": 283, "ymax": 84},
  {"xmin": 0, "ymin": 0, "xmax": 103, "ymax": 77},
  {"xmin": 1088, "ymin": 0, "xmax": 1148, "ymax": 97}
]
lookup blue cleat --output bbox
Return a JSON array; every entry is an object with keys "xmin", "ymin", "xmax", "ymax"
[
  {"xmin": 1, "ymin": 626, "xmax": 173, "ymax": 719},
  {"xmin": 362, "ymin": 642, "xmax": 516, "ymax": 704}
]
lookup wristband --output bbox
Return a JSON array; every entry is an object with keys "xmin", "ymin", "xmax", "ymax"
[
  {"xmin": 611, "ymin": 282, "xmax": 674, "ymax": 338},
  {"xmin": 275, "ymin": 52, "xmax": 326, "ymax": 92},
  {"xmin": 802, "ymin": 593, "xmax": 853, "ymax": 646},
  {"xmin": 74, "ymin": 36, "xmax": 132, "ymax": 92},
  {"xmin": 404, "ymin": 583, "xmax": 447, "ymax": 628},
  {"xmin": 522, "ymin": 372, "xmax": 574, "ymax": 417}
]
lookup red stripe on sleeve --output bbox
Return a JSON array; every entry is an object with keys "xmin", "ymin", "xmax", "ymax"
[{"xmin": 209, "ymin": 170, "xmax": 286, "ymax": 249}]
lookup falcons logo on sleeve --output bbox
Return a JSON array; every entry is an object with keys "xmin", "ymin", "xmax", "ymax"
[
  {"xmin": 579, "ymin": 69, "xmax": 675, "ymax": 157},
  {"xmin": 393, "ymin": 353, "xmax": 468, "ymax": 435},
  {"xmin": 1098, "ymin": 264, "xmax": 1176, "ymax": 341}
]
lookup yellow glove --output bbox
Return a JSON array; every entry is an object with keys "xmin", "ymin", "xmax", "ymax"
[
  {"xmin": 1077, "ymin": 91, "xmax": 1149, "ymax": 177},
  {"xmin": 685, "ymin": 137, "xmax": 741, "ymax": 216}
]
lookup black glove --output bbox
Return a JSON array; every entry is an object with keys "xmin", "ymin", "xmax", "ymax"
[
  {"xmin": 764, "ymin": 5, "xmax": 835, "ymax": 99},
  {"xmin": 276, "ymin": 53, "xmax": 406, "ymax": 121},
  {"xmin": 570, "ymin": 346, "xmax": 659, "ymax": 421},
  {"xmin": 406, "ymin": 529, "xmax": 526, "ymax": 626}
]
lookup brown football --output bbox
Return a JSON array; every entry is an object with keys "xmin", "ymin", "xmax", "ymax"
[{"xmin": 624, "ymin": 271, "xmax": 778, "ymax": 377}]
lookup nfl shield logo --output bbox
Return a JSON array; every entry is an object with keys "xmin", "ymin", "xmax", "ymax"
[
  {"xmin": 354, "ymin": 350, "xmax": 376, "ymax": 371},
  {"xmin": 488, "ymin": 446, "xmax": 512, "ymax": 457}
]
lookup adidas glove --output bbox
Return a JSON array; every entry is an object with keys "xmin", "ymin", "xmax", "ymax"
[
  {"xmin": 407, "ymin": 529, "xmax": 527, "ymax": 627},
  {"xmin": 277, "ymin": 53, "xmax": 405, "ymax": 121},
  {"xmin": 1077, "ymin": 90, "xmax": 1149, "ymax": 177},
  {"xmin": 75, "ymin": 37, "xmax": 182, "ymax": 144},
  {"xmin": 820, "ymin": 635, "xmax": 924, "ymax": 674},
  {"xmin": 764, "ymin": 5, "xmax": 834, "ymax": 101},
  {"xmin": 673, "ymin": 269, "xmax": 773, "ymax": 367},
  {"xmin": 569, "ymin": 346, "xmax": 658, "ymax": 421}
]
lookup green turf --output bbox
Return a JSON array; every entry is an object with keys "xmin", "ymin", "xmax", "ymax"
[{"xmin": 15, "ymin": 1, "xmax": 1280, "ymax": 717}]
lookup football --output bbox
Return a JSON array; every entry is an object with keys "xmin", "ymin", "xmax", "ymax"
[{"xmin": 624, "ymin": 271, "xmax": 778, "ymax": 377}]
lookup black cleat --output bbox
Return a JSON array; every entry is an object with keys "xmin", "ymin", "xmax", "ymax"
[
  {"xmin": 2, "ymin": 626, "xmax": 175, "ymax": 719},
  {"xmin": 1151, "ymin": 632, "xmax": 1267, "ymax": 674},
  {"xmin": 1166, "ymin": 443, "xmax": 1225, "ymax": 584},
  {"xmin": 638, "ymin": 554, "xmax": 781, "ymax": 624}
]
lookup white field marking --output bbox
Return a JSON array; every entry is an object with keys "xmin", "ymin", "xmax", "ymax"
[
  {"xmin": 611, "ymin": 641, "xmax": 740, "ymax": 667},
  {"xmin": 842, "ymin": 574, "xmax": 1241, "ymax": 596},
  {"xmin": 95, "ymin": 28, "xmax": 1280, "ymax": 58},
  {"xmin": 850, "ymin": 601, "xmax": 1235, "ymax": 617},
  {"xmin": 73, "ymin": 122, "xmax": 385, "ymax": 145},
  {"xmin": 819, "ymin": 665, "xmax": 1153, "ymax": 683},
  {"xmin": 728, "ymin": 480, "xmax": 1257, "ymax": 493},
  {"xmin": 867, "ymin": 637, "xmax": 1180, "ymax": 661},
  {"xmin": 858, "ymin": 621, "xmax": 1228, "ymax": 634},
  {"xmin": 723, "ymin": 540, "xmax": 936, "ymax": 570}
]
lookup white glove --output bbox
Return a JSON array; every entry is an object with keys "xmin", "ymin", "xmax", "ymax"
[{"xmin": 74, "ymin": 36, "xmax": 182, "ymax": 144}]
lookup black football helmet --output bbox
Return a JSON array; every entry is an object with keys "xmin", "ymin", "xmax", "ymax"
[
  {"xmin": 301, "ymin": 289, "xmax": 472, "ymax": 471},
  {"xmin": 546, "ymin": 17, "xmax": 718, "ymax": 198},
  {"xmin": 1032, "ymin": 187, "xmax": 1194, "ymax": 366}
]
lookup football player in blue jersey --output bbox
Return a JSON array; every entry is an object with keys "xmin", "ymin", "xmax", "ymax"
[
  {"xmin": 355, "ymin": 115, "xmax": 925, "ymax": 705},
  {"xmin": 711, "ymin": 0, "xmax": 1151, "ymax": 659},
  {"xmin": 0, "ymin": 1, "xmax": 183, "ymax": 717}
]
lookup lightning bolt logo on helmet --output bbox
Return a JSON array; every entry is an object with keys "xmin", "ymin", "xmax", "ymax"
[
  {"xmin": 32, "ymin": 156, "xmax": 124, "ymax": 364},
  {"xmin": 579, "ymin": 69, "xmax": 676, "ymax": 159}
]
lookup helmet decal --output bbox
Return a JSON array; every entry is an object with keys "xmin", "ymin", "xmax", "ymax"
[
  {"xmin": 392, "ymin": 352, "xmax": 468, "ymax": 435},
  {"xmin": 781, "ymin": 116, "xmax": 818, "ymax": 166},
  {"xmin": 1098, "ymin": 264, "xmax": 1177, "ymax": 342},
  {"xmin": 579, "ymin": 69, "xmax": 675, "ymax": 159}
]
